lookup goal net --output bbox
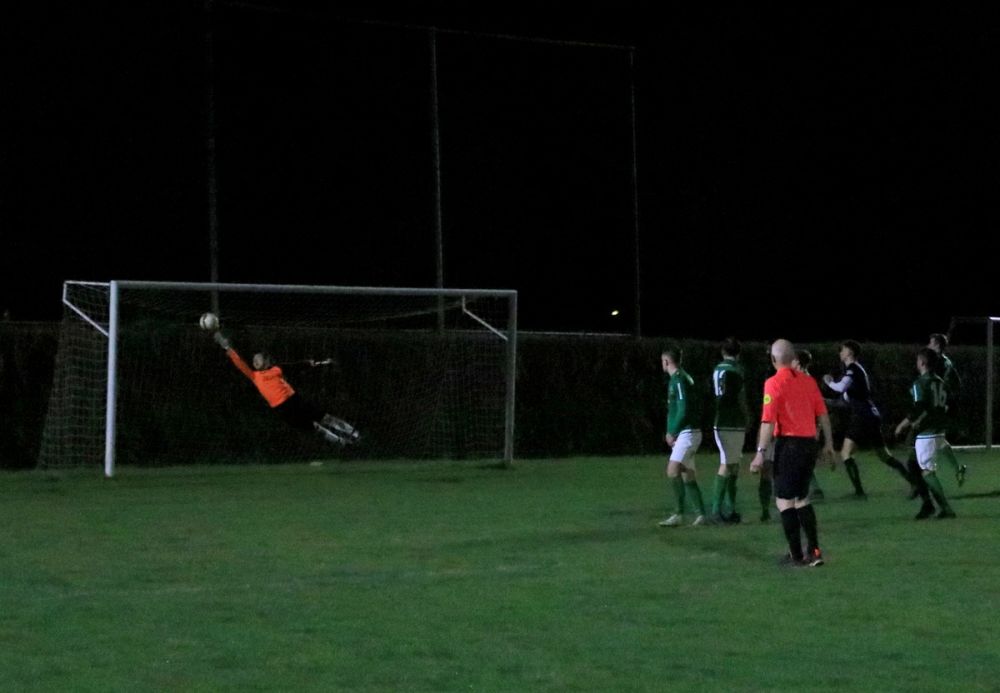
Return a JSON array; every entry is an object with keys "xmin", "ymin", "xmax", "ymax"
[
  {"xmin": 39, "ymin": 281, "xmax": 517, "ymax": 475},
  {"xmin": 944, "ymin": 316, "xmax": 1000, "ymax": 449}
]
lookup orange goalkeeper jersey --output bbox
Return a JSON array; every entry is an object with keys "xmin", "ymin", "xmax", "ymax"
[{"xmin": 227, "ymin": 348, "xmax": 295, "ymax": 408}]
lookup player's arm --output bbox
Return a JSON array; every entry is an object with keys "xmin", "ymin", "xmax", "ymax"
[
  {"xmin": 895, "ymin": 382, "xmax": 927, "ymax": 437},
  {"xmin": 214, "ymin": 333, "xmax": 254, "ymax": 381},
  {"xmin": 750, "ymin": 422, "xmax": 774, "ymax": 473},
  {"xmin": 817, "ymin": 414, "xmax": 835, "ymax": 467},
  {"xmin": 278, "ymin": 360, "xmax": 314, "ymax": 375},
  {"xmin": 279, "ymin": 358, "xmax": 334, "ymax": 374},
  {"xmin": 667, "ymin": 379, "xmax": 687, "ymax": 441},
  {"xmin": 822, "ymin": 373, "xmax": 852, "ymax": 393},
  {"xmin": 750, "ymin": 382, "xmax": 777, "ymax": 473}
]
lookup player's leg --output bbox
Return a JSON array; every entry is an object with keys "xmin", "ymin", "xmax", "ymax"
[
  {"xmin": 723, "ymin": 431, "xmax": 742, "ymax": 521},
  {"xmin": 660, "ymin": 432, "xmax": 701, "ymax": 526},
  {"xmin": 840, "ymin": 436, "xmax": 867, "ymax": 498},
  {"xmin": 942, "ymin": 406, "xmax": 967, "ymax": 483},
  {"xmin": 294, "ymin": 398, "xmax": 354, "ymax": 447},
  {"xmin": 711, "ymin": 429, "xmax": 741, "ymax": 522},
  {"xmin": 917, "ymin": 436, "xmax": 956, "ymax": 518},
  {"xmin": 910, "ymin": 452, "xmax": 936, "ymax": 519},
  {"xmin": 793, "ymin": 443, "xmax": 823, "ymax": 565},
  {"xmin": 809, "ymin": 431, "xmax": 827, "ymax": 500},
  {"xmin": 724, "ymin": 468, "xmax": 740, "ymax": 521},
  {"xmin": 312, "ymin": 421, "xmax": 349, "ymax": 445},
  {"xmin": 660, "ymin": 459, "xmax": 687, "ymax": 527},
  {"xmin": 276, "ymin": 395, "xmax": 348, "ymax": 445},
  {"xmin": 321, "ymin": 413, "xmax": 361, "ymax": 443},
  {"xmin": 808, "ymin": 461, "xmax": 825, "ymax": 501},
  {"xmin": 776, "ymin": 439, "xmax": 823, "ymax": 566},
  {"xmin": 710, "ymin": 429, "xmax": 728, "ymax": 520},
  {"xmin": 773, "ymin": 440, "xmax": 805, "ymax": 564},
  {"xmin": 759, "ymin": 442, "xmax": 774, "ymax": 522},
  {"xmin": 936, "ymin": 442, "xmax": 965, "ymax": 485},
  {"xmin": 873, "ymin": 431, "xmax": 913, "ymax": 489},
  {"xmin": 679, "ymin": 431, "xmax": 706, "ymax": 525}
]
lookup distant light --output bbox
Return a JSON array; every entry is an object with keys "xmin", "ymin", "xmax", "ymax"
[{"xmin": 610, "ymin": 310, "xmax": 620, "ymax": 317}]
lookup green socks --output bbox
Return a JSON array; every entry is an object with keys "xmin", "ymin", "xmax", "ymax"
[
  {"xmin": 726, "ymin": 473, "xmax": 739, "ymax": 512},
  {"xmin": 671, "ymin": 475, "xmax": 686, "ymax": 515},
  {"xmin": 924, "ymin": 472, "xmax": 953, "ymax": 513},
  {"xmin": 938, "ymin": 445, "xmax": 961, "ymax": 474},
  {"xmin": 711, "ymin": 473, "xmax": 739, "ymax": 516},
  {"xmin": 711, "ymin": 475, "xmax": 727, "ymax": 515},
  {"xmin": 685, "ymin": 480, "xmax": 706, "ymax": 515}
]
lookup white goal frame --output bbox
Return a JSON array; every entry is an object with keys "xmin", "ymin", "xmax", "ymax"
[
  {"xmin": 60, "ymin": 280, "xmax": 518, "ymax": 476},
  {"xmin": 947, "ymin": 315, "xmax": 1000, "ymax": 451}
]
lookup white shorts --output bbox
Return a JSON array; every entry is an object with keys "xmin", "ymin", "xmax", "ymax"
[
  {"xmin": 714, "ymin": 429, "xmax": 745, "ymax": 466},
  {"xmin": 670, "ymin": 429, "xmax": 702, "ymax": 466},
  {"xmin": 915, "ymin": 434, "xmax": 948, "ymax": 471}
]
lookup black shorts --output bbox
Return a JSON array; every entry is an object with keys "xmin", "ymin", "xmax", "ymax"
[
  {"xmin": 844, "ymin": 408, "xmax": 887, "ymax": 449},
  {"xmin": 273, "ymin": 393, "xmax": 323, "ymax": 432},
  {"xmin": 773, "ymin": 437, "xmax": 818, "ymax": 500}
]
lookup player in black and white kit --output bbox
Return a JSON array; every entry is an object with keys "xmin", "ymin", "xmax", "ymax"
[{"xmin": 822, "ymin": 340, "xmax": 915, "ymax": 498}]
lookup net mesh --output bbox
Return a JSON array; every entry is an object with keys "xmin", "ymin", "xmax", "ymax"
[{"xmin": 40, "ymin": 283, "xmax": 514, "ymax": 468}]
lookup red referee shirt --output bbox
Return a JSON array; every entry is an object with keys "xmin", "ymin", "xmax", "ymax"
[{"xmin": 761, "ymin": 367, "xmax": 828, "ymax": 438}]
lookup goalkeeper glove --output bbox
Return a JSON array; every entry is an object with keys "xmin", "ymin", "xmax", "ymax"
[{"xmin": 212, "ymin": 331, "xmax": 231, "ymax": 350}]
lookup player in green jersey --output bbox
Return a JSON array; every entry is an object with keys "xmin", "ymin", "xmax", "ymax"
[
  {"xmin": 710, "ymin": 337, "xmax": 749, "ymax": 523},
  {"xmin": 928, "ymin": 333, "xmax": 967, "ymax": 485},
  {"xmin": 895, "ymin": 348, "xmax": 956, "ymax": 519},
  {"xmin": 658, "ymin": 347, "xmax": 707, "ymax": 527}
]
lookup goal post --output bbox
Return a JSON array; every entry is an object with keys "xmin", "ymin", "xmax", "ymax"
[
  {"xmin": 945, "ymin": 315, "xmax": 1000, "ymax": 450},
  {"xmin": 40, "ymin": 281, "xmax": 518, "ymax": 476}
]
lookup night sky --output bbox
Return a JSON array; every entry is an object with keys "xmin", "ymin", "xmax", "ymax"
[{"xmin": 4, "ymin": 3, "xmax": 999, "ymax": 342}]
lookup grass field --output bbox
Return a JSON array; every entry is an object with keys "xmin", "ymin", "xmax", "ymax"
[{"xmin": 2, "ymin": 450, "xmax": 999, "ymax": 691}]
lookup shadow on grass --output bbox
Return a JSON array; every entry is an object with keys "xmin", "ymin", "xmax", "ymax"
[{"xmin": 952, "ymin": 489, "xmax": 1000, "ymax": 500}]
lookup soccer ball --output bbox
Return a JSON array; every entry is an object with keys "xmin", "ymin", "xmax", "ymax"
[{"xmin": 199, "ymin": 312, "xmax": 220, "ymax": 331}]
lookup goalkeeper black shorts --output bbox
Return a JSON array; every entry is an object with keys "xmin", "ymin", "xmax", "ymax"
[{"xmin": 273, "ymin": 393, "xmax": 323, "ymax": 432}]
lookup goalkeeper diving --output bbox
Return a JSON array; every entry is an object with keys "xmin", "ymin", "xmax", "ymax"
[{"xmin": 211, "ymin": 329, "xmax": 360, "ymax": 446}]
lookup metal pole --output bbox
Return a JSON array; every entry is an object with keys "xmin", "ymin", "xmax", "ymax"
[
  {"xmin": 104, "ymin": 281, "xmax": 120, "ymax": 478},
  {"xmin": 504, "ymin": 292, "xmax": 518, "ymax": 466},
  {"xmin": 205, "ymin": 0, "xmax": 220, "ymax": 315},
  {"xmin": 429, "ymin": 28, "xmax": 445, "ymax": 330},
  {"xmin": 987, "ymin": 318, "xmax": 994, "ymax": 450},
  {"xmin": 627, "ymin": 49, "xmax": 642, "ymax": 338},
  {"xmin": 116, "ymin": 280, "xmax": 516, "ymax": 298}
]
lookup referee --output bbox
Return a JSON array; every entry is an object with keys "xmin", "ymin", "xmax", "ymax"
[{"xmin": 750, "ymin": 339, "xmax": 835, "ymax": 567}]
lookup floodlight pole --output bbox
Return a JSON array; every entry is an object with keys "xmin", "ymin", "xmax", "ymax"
[
  {"xmin": 205, "ymin": 0, "xmax": 221, "ymax": 315},
  {"xmin": 628, "ymin": 48, "xmax": 641, "ymax": 338},
  {"xmin": 987, "ymin": 318, "xmax": 994, "ymax": 450},
  {"xmin": 430, "ymin": 28, "xmax": 446, "ymax": 331}
]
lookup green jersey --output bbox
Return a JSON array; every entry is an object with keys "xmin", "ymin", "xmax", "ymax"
[
  {"xmin": 908, "ymin": 372, "xmax": 948, "ymax": 436},
  {"xmin": 666, "ymin": 367, "xmax": 702, "ymax": 437},
  {"xmin": 934, "ymin": 353, "xmax": 962, "ymax": 405},
  {"xmin": 712, "ymin": 358, "xmax": 748, "ymax": 430}
]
